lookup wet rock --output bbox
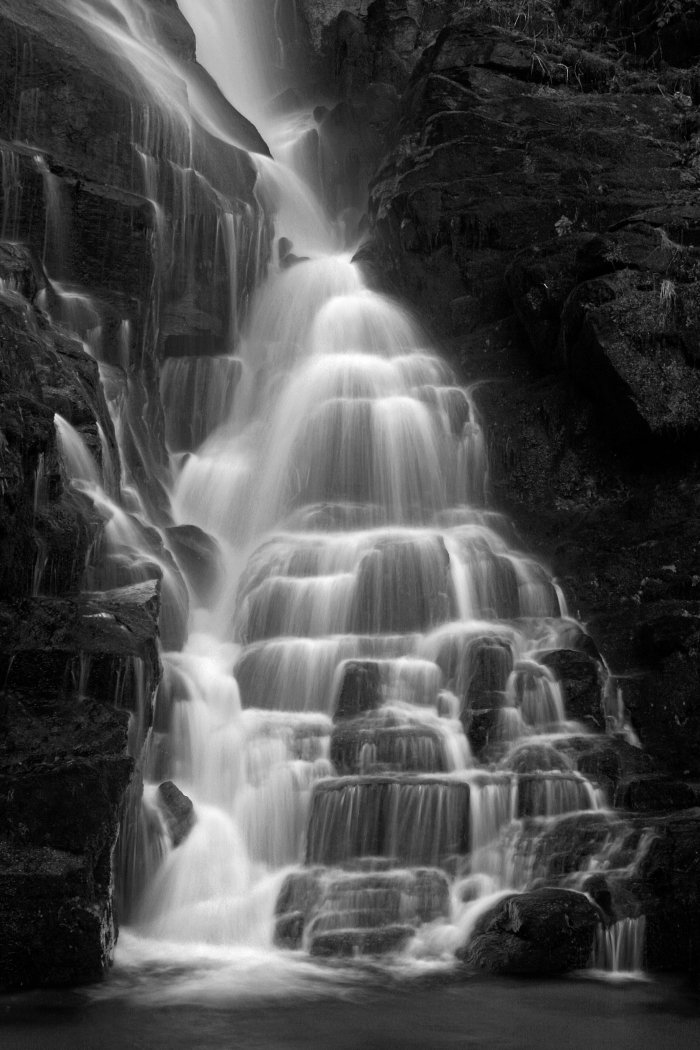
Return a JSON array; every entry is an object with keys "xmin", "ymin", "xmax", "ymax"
[
  {"xmin": 626, "ymin": 810, "xmax": 700, "ymax": 972},
  {"xmin": 351, "ymin": 535, "xmax": 451, "ymax": 634},
  {"xmin": 0, "ymin": 280, "xmax": 117, "ymax": 598},
  {"xmin": 331, "ymin": 714, "xmax": 446, "ymax": 775},
  {"xmin": 306, "ymin": 775, "xmax": 470, "ymax": 865},
  {"xmin": 502, "ymin": 741, "xmax": 572, "ymax": 775},
  {"xmin": 0, "ymin": 842, "xmax": 117, "ymax": 990},
  {"xmin": 0, "ymin": 241, "xmax": 44, "ymax": 300},
  {"xmin": 466, "ymin": 707, "xmax": 520, "ymax": 760},
  {"xmin": 0, "ymin": 582, "xmax": 161, "ymax": 709},
  {"xmin": 275, "ymin": 911, "xmax": 306, "ymax": 950},
  {"xmin": 275, "ymin": 869, "xmax": 325, "ymax": 936},
  {"xmin": 165, "ymin": 524, "xmax": 223, "ymax": 604},
  {"xmin": 457, "ymin": 888, "xmax": 601, "ymax": 975},
  {"xmin": 0, "ymin": 665, "xmax": 133, "ymax": 990},
  {"xmin": 0, "ymin": 0, "xmax": 270, "ymax": 520},
  {"xmin": 516, "ymin": 772, "xmax": 597, "ymax": 819},
  {"xmin": 281, "ymin": 865, "xmax": 450, "ymax": 954},
  {"xmin": 156, "ymin": 780, "xmax": 195, "ymax": 847},
  {"xmin": 573, "ymin": 735, "xmax": 654, "ymax": 799},
  {"xmin": 335, "ymin": 660, "xmax": 383, "ymax": 720},
  {"xmin": 524, "ymin": 811, "xmax": 636, "ymax": 884},
  {"xmin": 540, "ymin": 649, "xmax": 605, "ymax": 729},
  {"xmin": 310, "ymin": 924, "xmax": 414, "ymax": 957}
]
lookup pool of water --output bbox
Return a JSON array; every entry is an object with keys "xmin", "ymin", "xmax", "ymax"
[{"xmin": 2, "ymin": 959, "xmax": 698, "ymax": 1050}]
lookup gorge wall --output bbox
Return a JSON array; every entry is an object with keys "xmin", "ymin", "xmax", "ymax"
[
  {"xmin": 1, "ymin": 0, "xmax": 700, "ymax": 989},
  {"xmin": 0, "ymin": 0, "xmax": 270, "ymax": 988}
]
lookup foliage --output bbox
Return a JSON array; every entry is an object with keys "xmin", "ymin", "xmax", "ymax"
[{"xmin": 469, "ymin": 0, "xmax": 562, "ymax": 38}]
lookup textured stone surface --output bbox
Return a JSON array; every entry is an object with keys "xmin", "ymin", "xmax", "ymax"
[
  {"xmin": 0, "ymin": 0, "xmax": 270, "ymax": 520},
  {"xmin": 0, "ymin": 842, "xmax": 117, "ymax": 991},
  {"xmin": 275, "ymin": 866, "xmax": 450, "ymax": 954},
  {"xmin": 0, "ymin": 581, "xmax": 160, "ymax": 989},
  {"xmin": 457, "ymin": 888, "xmax": 601, "ymax": 975}
]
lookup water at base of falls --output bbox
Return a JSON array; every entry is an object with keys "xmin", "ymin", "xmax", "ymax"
[{"xmin": 45, "ymin": 0, "xmax": 647, "ymax": 989}]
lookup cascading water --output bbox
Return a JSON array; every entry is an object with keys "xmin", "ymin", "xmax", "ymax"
[{"xmin": 46, "ymin": 0, "xmax": 648, "ymax": 989}]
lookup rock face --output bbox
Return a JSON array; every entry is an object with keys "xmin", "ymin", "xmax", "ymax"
[
  {"xmin": 0, "ymin": 0, "xmax": 270, "ymax": 519},
  {"xmin": 0, "ymin": 583, "xmax": 160, "ymax": 990},
  {"xmin": 0, "ymin": 0, "xmax": 272, "ymax": 990},
  {"xmin": 457, "ymin": 888, "xmax": 601, "ymax": 975}
]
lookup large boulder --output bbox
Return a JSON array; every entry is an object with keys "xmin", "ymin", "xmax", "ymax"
[
  {"xmin": 0, "ymin": 843, "xmax": 118, "ymax": 991},
  {"xmin": 457, "ymin": 888, "xmax": 601, "ymax": 975},
  {"xmin": 0, "ymin": 581, "xmax": 161, "ymax": 989}
]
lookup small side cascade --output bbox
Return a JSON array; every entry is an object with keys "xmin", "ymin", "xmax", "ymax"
[{"xmin": 592, "ymin": 917, "xmax": 646, "ymax": 974}]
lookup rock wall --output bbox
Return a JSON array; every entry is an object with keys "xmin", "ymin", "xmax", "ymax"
[{"xmin": 0, "ymin": 0, "xmax": 271, "ymax": 989}]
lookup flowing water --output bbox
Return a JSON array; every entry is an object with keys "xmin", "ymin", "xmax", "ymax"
[{"xmin": 23, "ymin": 0, "xmax": 670, "ymax": 1015}]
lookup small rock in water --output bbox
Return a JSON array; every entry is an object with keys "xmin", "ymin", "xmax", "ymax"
[{"xmin": 156, "ymin": 781, "xmax": 195, "ymax": 847}]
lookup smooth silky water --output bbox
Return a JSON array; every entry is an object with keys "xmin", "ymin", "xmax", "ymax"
[{"xmin": 4, "ymin": 1, "xmax": 700, "ymax": 1046}]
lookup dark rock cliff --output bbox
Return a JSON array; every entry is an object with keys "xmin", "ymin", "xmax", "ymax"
[{"xmin": 0, "ymin": 0, "xmax": 271, "ymax": 989}]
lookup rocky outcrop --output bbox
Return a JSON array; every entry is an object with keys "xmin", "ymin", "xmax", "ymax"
[
  {"xmin": 457, "ymin": 888, "xmax": 601, "ymax": 975},
  {"xmin": 0, "ymin": 581, "xmax": 160, "ymax": 990},
  {"xmin": 0, "ymin": 0, "xmax": 274, "ymax": 990},
  {"xmin": 0, "ymin": 0, "xmax": 270, "ymax": 520}
]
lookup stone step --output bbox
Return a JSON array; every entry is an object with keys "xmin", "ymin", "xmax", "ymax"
[
  {"xmin": 334, "ymin": 657, "xmax": 441, "ymax": 719},
  {"xmin": 309, "ymin": 925, "xmax": 414, "ymax": 957},
  {"xmin": 306, "ymin": 775, "xmax": 471, "ymax": 866},
  {"xmin": 274, "ymin": 866, "xmax": 450, "ymax": 952},
  {"xmin": 331, "ymin": 718, "xmax": 448, "ymax": 775}
]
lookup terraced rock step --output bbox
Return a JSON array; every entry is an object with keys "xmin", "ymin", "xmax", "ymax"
[
  {"xmin": 275, "ymin": 866, "xmax": 450, "ymax": 954},
  {"xmin": 306, "ymin": 775, "xmax": 471, "ymax": 866},
  {"xmin": 330, "ymin": 714, "xmax": 450, "ymax": 775}
]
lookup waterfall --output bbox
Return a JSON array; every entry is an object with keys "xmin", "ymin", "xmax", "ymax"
[{"xmin": 42, "ymin": 0, "xmax": 646, "ymax": 985}]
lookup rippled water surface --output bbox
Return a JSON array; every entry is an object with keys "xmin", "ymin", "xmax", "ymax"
[{"xmin": 2, "ymin": 965, "xmax": 699, "ymax": 1050}]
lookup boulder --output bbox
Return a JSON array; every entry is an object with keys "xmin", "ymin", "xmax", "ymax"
[
  {"xmin": 0, "ymin": 842, "xmax": 117, "ymax": 991},
  {"xmin": 165, "ymin": 524, "xmax": 223, "ymax": 604},
  {"xmin": 540, "ymin": 649, "xmax": 605, "ymax": 729},
  {"xmin": 334, "ymin": 660, "xmax": 383, "ymax": 720},
  {"xmin": 156, "ymin": 780, "xmax": 195, "ymax": 846},
  {"xmin": 457, "ymin": 888, "xmax": 601, "ymax": 975}
]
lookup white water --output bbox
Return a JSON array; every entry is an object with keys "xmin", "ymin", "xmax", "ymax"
[{"xmin": 43, "ymin": 0, "xmax": 646, "ymax": 987}]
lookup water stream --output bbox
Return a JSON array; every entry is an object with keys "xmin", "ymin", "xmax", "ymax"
[{"xmin": 45, "ymin": 0, "xmax": 651, "ymax": 993}]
